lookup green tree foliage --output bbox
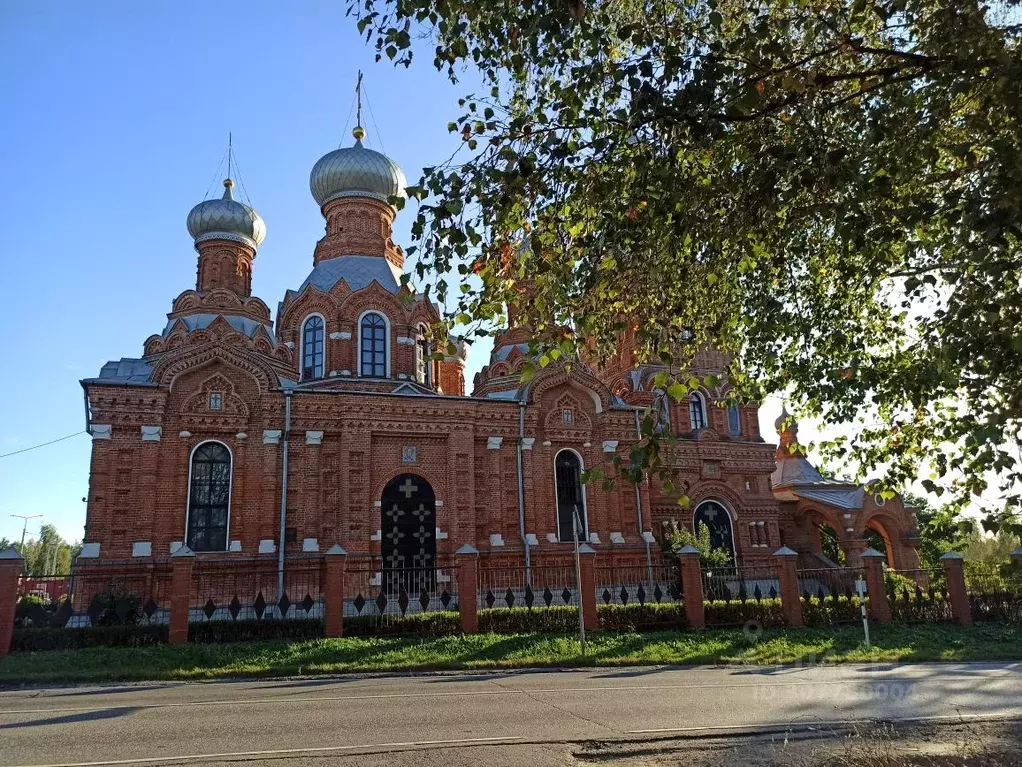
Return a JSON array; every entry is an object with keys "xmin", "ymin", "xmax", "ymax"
[
  {"xmin": 661, "ymin": 519, "xmax": 733, "ymax": 566},
  {"xmin": 19, "ymin": 525, "xmax": 78, "ymax": 575},
  {"xmin": 351, "ymin": 0, "xmax": 1022, "ymax": 531},
  {"xmin": 904, "ymin": 492, "xmax": 976, "ymax": 567}
]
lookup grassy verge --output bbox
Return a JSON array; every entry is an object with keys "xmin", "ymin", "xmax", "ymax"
[{"xmin": 1, "ymin": 622, "xmax": 1018, "ymax": 685}]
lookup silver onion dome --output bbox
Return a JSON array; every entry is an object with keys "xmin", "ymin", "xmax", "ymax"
[
  {"xmin": 310, "ymin": 126, "xmax": 407, "ymax": 207},
  {"xmin": 186, "ymin": 179, "xmax": 266, "ymax": 249}
]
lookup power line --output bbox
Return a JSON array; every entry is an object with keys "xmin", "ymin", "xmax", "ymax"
[{"xmin": 0, "ymin": 431, "xmax": 85, "ymax": 459}]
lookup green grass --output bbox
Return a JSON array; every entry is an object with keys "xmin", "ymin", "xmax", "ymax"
[{"xmin": 1, "ymin": 623, "xmax": 1018, "ymax": 685}]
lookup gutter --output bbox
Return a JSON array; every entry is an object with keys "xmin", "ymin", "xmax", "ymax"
[
  {"xmin": 80, "ymin": 383, "xmax": 92, "ymax": 436},
  {"xmin": 634, "ymin": 408, "xmax": 653, "ymax": 577},
  {"xmin": 517, "ymin": 400, "xmax": 530, "ymax": 579},
  {"xmin": 276, "ymin": 387, "xmax": 293, "ymax": 601}
]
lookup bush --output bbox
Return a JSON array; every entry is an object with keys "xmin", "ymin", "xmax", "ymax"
[
  {"xmin": 598, "ymin": 603, "xmax": 687, "ymax": 631},
  {"xmin": 801, "ymin": 596, "xmax": 866, "ymax": 627},
  {"xmin": 11, "ymin": 624, "xmax": 167, "ymax": 652},
  {"xmin": 343, "ymin": 611, "xmax": 460, "ymax": 637},
  {"xmin": 479, "ymin": 606, "xmax": 579, "ymax": 633},
  {"xmin": 190, "ymin": 619, "xmax": 324, "ymax": 644},
  {"xmin": 704, "ymin": 598, "xmax": 785, "ymax": 628}
]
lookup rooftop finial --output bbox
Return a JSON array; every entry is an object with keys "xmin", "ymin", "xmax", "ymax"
[
  {"xmin": 222, "ymin": 133, "xmax": 235, "ymax": 199},
  {"xmin": 353, "ymin": 71, "xmax": 366, "ymax": 143}
]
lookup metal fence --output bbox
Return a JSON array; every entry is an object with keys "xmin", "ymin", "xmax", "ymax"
[
  {"xmin": 344, "ymin": 557, "xmax": 459, "ymax": 633},
  {"xmin": 965, "ymin": 565, "xmax": 1022, "ymax": 623},
  {"xmin": 596, "ymin": 562, "xmax": 681, "ymax": 607},
  {"xmin": 701, "ymin": 565, "xmax": 784, "ymax": 628},
  {"xmin": 478, "ymin": 562, "xmax": 579, "ymax": 611},
  {"xmin": 191, "ymin": 556, "xmax": 323, "ymax": 622},
  {"xmin": 887, "ymin": 568, "xmax": 953, "ymax": 623},
  {"xmin": 798, "ymin": 567, "xmax": 866, "ymax": 626}
]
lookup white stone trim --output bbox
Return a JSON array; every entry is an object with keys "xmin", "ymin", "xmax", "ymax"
[
  {"xmin": 370, "ymin": 572, "xmax": 382, "ymax": 586},
  {"xmin": 583, "ymin": 441, "xmax": 592, "ymax": 448},
  {"xmin": 179, "ymin": 430, "xmax": 192, "ymax": 438},
  {"xmin": 641, "ymin": 531, "xmax": 656, "ymax": 543},
  {"xmin": 170, "ymin": 541, "xmax": 184, "ymax": 555},
  {"xmin": 371, "ymin": 529, "xmax": 382, "ymax": 541},
  {"xmin": 542, "ymin": 440, "xmax": 552, "ymax": 446},
  {"xmin": 374, "ymin": 500, "xmax": 383, "ymax": 508},
  {"xmin": 236, "ymin": 432, "xmax": 247, "ymax": 440},
  {"xmin": 302, "ymin": 538, "xmax": 319, "ymax": 552},
  {"xmin": 487, "ymin": 436, "xmax": 503, "ymax": 449},
  {"xmin": 91, "ymin": 424, "xmax": 112, "ymax": 440},
  {"xmin": 489, "ymin": 533, "xmax": 505, "ymax": 547},
  {"xmin": 602, "ymin": 440, "xmax": 619, "ymax": 453},
  {"xmin": 131, "ymin": 541, "xmax": 151, "ymax": 558},
  {"xmin": 340, "ymin": 369, "xmax": 352, "ymax": 376},
  {"xmin": 525, "ymin": 533, "xmax": 539, "ymax": 546},
  {"xmin": 436, "ymin": 570, "xmax": 451, "ymax": 584},
  {"xmin": 141, "ymin": 425, "xmax": 162, "ymax": 441},
  {"xmin": 546, "ymin": 533, "xmax": 559, "ymax": 544},
  {"xmin": 397, "ymin": 336, "xmax": 415, "ymax": 346},
  {"xmin": 610, "ymin": 532, "xmax": 625, "ymax": 544},
  {"xmin": 229, "ymin": 540, "xmax": 242, "ymax": 552},
  {"xmin": 258, "ymin": 539, "xmax": 276, "ymax": 554},
  {"xmin": 589, "ymin": 532, "xmax": 601, "ymax": 544},
  {"xmin": 435, "ymin": 500, "xmax": 444, "ymax": 508},
  {"xmin": 79, "ymin": 543, "xmax": 100, "ymax": 558},
  {"xmin": 329, "ymin": 331, "xmax": 352, "ymax": 341},
  {"xmin": 305, "ymin": 430, "xmax": 324, "ymax": 445},
  {"xmin": 435, "ymin": 527, "xmax": 449, "ymax": 540},
  {"xmin": 521, "ymin": 437, "xmax": 536, "ymax": 450},
  {"xmin": 286, "ymin": 341, "xmax": 295, "ymax": 349},
  {"xmin": 263, "ymin": 430, "xmax": 282, "ymax": 444}
]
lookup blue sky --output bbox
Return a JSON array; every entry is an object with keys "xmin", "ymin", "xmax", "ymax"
[{"xmin": 0, "ymin": 2, "xmax": 792, "ymax": 545}]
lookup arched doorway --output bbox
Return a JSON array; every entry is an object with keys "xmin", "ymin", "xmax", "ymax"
[
  {"xmin": 865, "ymin": 518, "xmax": 895, "ymax": 567},
  {"xmin": 380, "ymin": 474, "xmax": 436, "ymax": 590},
  {"xmin": 817, "ymin": 522, "xmax": 847, "ymax": 566},
  {"xmin": 693, "ymin": 500, "xmax": 736, "ymax": 563},
  {"xmin": 555, "ymin": 449, "xmax": 589, "ymax": 542}
]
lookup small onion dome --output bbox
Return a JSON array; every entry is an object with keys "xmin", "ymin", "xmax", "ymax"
[
  {"xmin": 775, "ymin": 405, "xmax": 799, "ymax": 439},
  {"xmin": 186, "ymin": 179, "xmax": 266, "ymax": 249},
  {"xmin": 310, "ymin": 126, "xmax": 407, "ymax": 207}
]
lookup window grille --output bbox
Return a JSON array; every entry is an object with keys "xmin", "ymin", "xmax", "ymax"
[{"xmin": 187, "ymin": 442, "xmax": 231, "ymax": 552}]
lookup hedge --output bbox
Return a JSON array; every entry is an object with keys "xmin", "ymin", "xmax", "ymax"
[
  {"xmin": 704, "ymin": 598, "xmax": 785, "ymax": 628},
  {"xmin": 190, "ymin": 618, "xmax": 325, "ymax": 644},
  {"xmin": 11, "ymin": 624, "xmax": 168, "ymax": 652},
  {"xmin": 801, "ymin": 596, "xmax": 866, "ymax": 627}
]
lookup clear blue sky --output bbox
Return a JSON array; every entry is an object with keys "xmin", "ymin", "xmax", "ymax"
[{"xmin": 0, "ymin": 2, "xmax": 792, "ymax": 546}]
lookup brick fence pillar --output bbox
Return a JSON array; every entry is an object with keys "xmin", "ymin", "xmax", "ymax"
[
  {"xmin": 578, "ymin": 544, "xmax": 598, "ymax": 632},
  {"xmin": 940, "ymin": 551, "xmax": 971, "ymax": 626},
  {"xmin": 774, "ymin": 546, "xmax": 803, "ymax": 628},
  {"xmin": 0, "ymin": 547, "xmax": 24, "ymax": 659},
  {"xmin": 323, "ymin": 544, "xmax": 347, "ymax": 638},
  {"xmin": 456, "ymin": 544, "xmax": 479, "ymax": 634},
  {"xmin": 169, "ymin": 545, "xmax": 195, "ymax": 646},
  {"xmin": 678, "ymin": 544, "xmax": 704, "ymax": 629},
  {"xmin": 861, "ymin": 547, "xmax": 891, "ymax": 623}
]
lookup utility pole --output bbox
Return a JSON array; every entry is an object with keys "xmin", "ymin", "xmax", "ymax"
[{"xmin": 11, "ymin": 514, "xmax": 43, "ymax": 550}]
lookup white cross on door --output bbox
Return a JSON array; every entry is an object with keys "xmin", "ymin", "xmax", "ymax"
[{"xmin": 398, "ymin": 478, "xmax": 419, "ymax": 498}]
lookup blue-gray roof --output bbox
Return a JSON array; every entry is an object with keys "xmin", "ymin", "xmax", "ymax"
[
  {"xmin": 163, "ymin": 314, "xmax": 273, "ymax": 338},
  {"xmin": 93, "ymin": 358, "xmax": 153, "ymax": 383},
  {"xmin": 297, "ymin": 255, "xmax": 404, "ymax": 295},
  {"xmin": 794, "ymin": 487, "xmax": 867, "ymax": 510},
  {"xmin": 493, "ymin": 343, "xmax": 530, "ymax": 362}
]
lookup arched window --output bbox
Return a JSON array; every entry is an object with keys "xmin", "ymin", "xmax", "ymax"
[
  {"xmin": 360, "ymin": 312, "xmax": 388, "ymax": 377},
  {"xmin": 186, "ymin": 441, "xmax": 232, "ymax": 552},
  {"xmin": 301, "ymin": 315, "xmax": 325, "ymax": 380},
  {"xmin": 727, "ymin": 404, "xmax": 742, "ymax": 437},
  {"xmin": 416, "ymin": 325, "xmax": 431, "ymax": 386},
  {"xmin": 688, "ymin": 392, "xmax": 707, "ymax": 432},
  {"xmin": 693, "ymin": 500, "xmax": 735, "ymax": 562},
  {"xmin": 554, "ymin": 450, "xmax": 588, "ymax": 542}
]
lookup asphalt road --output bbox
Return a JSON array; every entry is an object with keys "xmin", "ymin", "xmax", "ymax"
[{"xmin": 1, "ymin": 662, "xmax": 1020, "ymax": 766}]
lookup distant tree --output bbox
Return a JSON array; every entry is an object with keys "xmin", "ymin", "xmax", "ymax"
[
  {"xmin": 904, "ymin": 492, "xmax": 977, "ymax": 568},
  {"xmin": 0, "ymin": 537, "xmax": 13, "ymax": 552},
  {"xmin": 20, "ymin": 525, "xmax": 78, "ymax": 576},
  {"xmin": 661, "ymin": 520, "xmax": 733, "ymax": 567},
  {"xmin": 352, "ymin": 0, "xmax": 1022, "ymax": 535}
]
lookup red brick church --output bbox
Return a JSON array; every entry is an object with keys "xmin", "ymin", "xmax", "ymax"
[{"xmin": 79, "ymin": 122, "xmax": 922, "ymax": 577}]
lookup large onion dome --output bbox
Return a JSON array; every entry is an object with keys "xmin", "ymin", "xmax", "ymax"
[
  {"xmin": 309, "ymin": 126, "xmax": 407, "ymax": 207},
  {"xmin": 186, "ymin": 179, "xmax": 266, "ymax": 249}
]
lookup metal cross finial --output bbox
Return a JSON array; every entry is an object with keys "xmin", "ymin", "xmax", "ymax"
[
  {"xmin": 227, "ymin": 132, "xmax": 232, "ymax": 180},
  {"xmin": 353, "ymin": 71, "xmax": 366, "ymax": 141}
]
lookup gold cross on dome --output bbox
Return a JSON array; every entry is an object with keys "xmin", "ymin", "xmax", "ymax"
[{"xmin": 398, "ymin": 478, "xmax": 419, "ymax": 498}]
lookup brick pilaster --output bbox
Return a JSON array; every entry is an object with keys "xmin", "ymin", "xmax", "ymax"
[
  {"xmin": 0, "ymin": 548, "xmax": 24, "ymax": 658},
  {"xmin": 941, "ymin": 552, "xmax": 971, "ymax": 626},
  {"xmin": 456, "ymin": 544, "xmax": 479, "ymax": 634},
  {"xmin": 678, "ymin": 545, "xmax": 704, "ymax": 628},
  {"xmin": 774, "ymin": 546, "xmax": 803, "ymax": 627},
  {"xmin": 861, "ymin": 547, "xmax": 891, "ymax": 623},
  {"xmin": 322, "ymin": 544, "xmax": 347, "ymax": 638},
  {"xmin": 578, "ymin": 544, "xmax": 598, "ymax": 632},
  {"xmin": 169, "ymin": 545, "xmax": 195, "ymax": 645}
]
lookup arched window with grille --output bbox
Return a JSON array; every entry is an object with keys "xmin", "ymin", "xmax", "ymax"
[
  {"xmin": 727, "ymin": 404, "xmax": 742, "ymax": 437},
  {"xmin": 360, "ymin": 312, "xmax": 388, "ymax": 377},
  {"xmin": 416, "ymin": 324, "xmax": 431, "ymax": 386},
  {"xmin": 186, "ymin": 441, "xmax": 232, "ymax": 552},
  {"xmin": 688, "ymin": 392, "xmax": 707, "ymax": 432},
  {"xmin": 301, "ymin": 315, "xmax": 325, "ymax": 380},
  {"xmin": 554, "ymin": 449, "xmax": 588, "ymax": 542}
]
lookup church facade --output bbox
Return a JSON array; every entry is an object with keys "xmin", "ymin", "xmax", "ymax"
[{"xmin": 79, "ymin": 125, "xmax": 922, "ymax": 576}]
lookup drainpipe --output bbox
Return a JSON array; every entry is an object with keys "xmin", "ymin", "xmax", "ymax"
[
  {"xmin": 517, "ymin": 400, "xmax": 531, "ymax": 579},
  {"xmin": 276, "ymin": 387, "xmax": 293, "ymax": 600},
  {"xmin": 634, "ymin": 408, "xmax": 653, "ymax": 576}
]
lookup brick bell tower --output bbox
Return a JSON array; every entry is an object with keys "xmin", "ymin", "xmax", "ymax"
[{"xmin": 185, "ymin": 177, "xmax": 266, "ymax": 298}]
